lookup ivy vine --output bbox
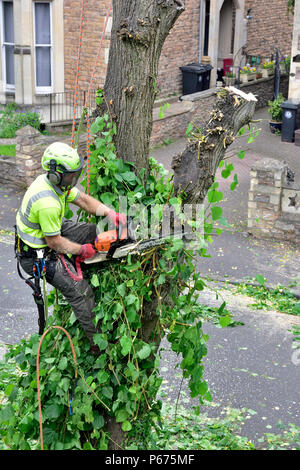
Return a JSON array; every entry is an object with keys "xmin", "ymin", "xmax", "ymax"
[{"xmin": 0, "ymin": 89, "xmax": 258, "ymax": 450}]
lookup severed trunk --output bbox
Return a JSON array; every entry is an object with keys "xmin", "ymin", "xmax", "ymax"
[{"xmin": 172, "ymin": 87, "xmax": 257, "ymax": 202}]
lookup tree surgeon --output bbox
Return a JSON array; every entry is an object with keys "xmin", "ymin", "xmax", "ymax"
[{"xmin": 15, "ymin": 142, "xmax": 126, "ymax": 354}]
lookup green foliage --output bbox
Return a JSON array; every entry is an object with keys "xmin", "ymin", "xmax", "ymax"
[
  {"xmin": 234, "ymin": 278, "xmax": 300, "ymax": 315},
  {"xmin": 268, "ymin": 93, "xmax": 285, "ymax": 123},
  {"xmin": 0, "ymin": 144, "xmax": 16, "ymax": 156},
  {"xmin": 0, "ymin": 103, "xmax": 42, "ymax": 138},
  {"xmin": 287, "ymin": 0, "xmax": 295, "ymax": 15},
  {"xmin": 148, "ymin": 404, "xmax": 256, "ymax": 450},
  {"xmin": 0, "ymin": 90, "xmax": 254, "ymax": 450}
]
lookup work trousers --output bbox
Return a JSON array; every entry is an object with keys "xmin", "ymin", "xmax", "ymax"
[{"xmin": 19, "ymin": 220, "xmax": 98, "ymax": 344}]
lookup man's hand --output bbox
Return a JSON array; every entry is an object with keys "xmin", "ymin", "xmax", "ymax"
[
  {"xmin": 107, "ymin": 210, "xmax": 127, "ymax": 228},
  {"xmin": 78, "ymin": 244, "xmax": 96, "ymax": 262}
]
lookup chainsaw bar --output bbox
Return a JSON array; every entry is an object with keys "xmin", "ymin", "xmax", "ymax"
[{"xmin": 84, "ymin": 233, "xmax": 191, "ymax": 265}]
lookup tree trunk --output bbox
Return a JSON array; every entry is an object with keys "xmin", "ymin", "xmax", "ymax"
[
  {"xmin": 102, "ymin": 0, "xmax": 185, "ymax": 176},
  {"xmin": 99, "ymin": 1, "xmax": 257, "ymax": 451}
]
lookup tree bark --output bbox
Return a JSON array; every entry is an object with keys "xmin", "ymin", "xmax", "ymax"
[
  {"xmin": 101, "ymin": 0, "xmax": 185, "ymax": 176},
  {"xmin": 172, "ymin": 87, "xmax": 257, "ymax": 203},
  {"xmin": 99, "ymin": 0, "xmax": 257, "ymax": 451}
]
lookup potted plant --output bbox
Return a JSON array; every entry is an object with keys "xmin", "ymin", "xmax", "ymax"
[
  {"xmin": 240, "ymin": 65, "xmax": 257, "ymax": 83},
  {"xmin": 268, "ymin": 93, "xmax": 285, "ymax": 133},
  {"xmin": 224, "ymin": 72, "xmax": 236, "ymax": 86},
  {"xmin": 262, "ymin": 60, "xmax": 275, "ymax": 78}
]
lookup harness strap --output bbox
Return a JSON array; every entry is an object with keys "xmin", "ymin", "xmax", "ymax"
[{"xmin": 59, "ymin": 254, "xmax": 83, "ymax": 282}]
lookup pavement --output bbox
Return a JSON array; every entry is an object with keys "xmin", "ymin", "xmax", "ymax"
[{"xmin": 0, "ymin": 107, "xmax": 300, "ymax": 448}]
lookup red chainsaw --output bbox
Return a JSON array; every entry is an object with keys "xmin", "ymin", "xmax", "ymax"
[{"xmin": 84, "ymin": 217, "xmax": 192, "ymax": 265}]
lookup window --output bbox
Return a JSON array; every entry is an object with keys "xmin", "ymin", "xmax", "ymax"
[
  {"xmin": 1, "ymin": 1, "xmax": 15, "ymax": 88},
  {"xmin": 203, "ymin": 0, "xmax": 210, "ymax": 57},
  {"xmin": 34, "ymin": 2, "xmax": 52, "ymax": 92}
]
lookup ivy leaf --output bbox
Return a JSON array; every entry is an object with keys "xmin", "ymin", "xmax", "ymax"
[
  {"xmin": 120, "ymin": 336, "xmax": 132, "ymax": 356},
  {"xmin": 255, "ymin": 274, "xmax": 266, "ymax": 287},
  {"xmin": 44, "ymin": 403, "xmax": 61, "ymax": 420},
  {"xmin": 91, "ymin": 274, "xmax": 100, "ymax": 287},
  {"xmin": 117, "ymin": 283, "xmax": 126, "ymax": 297},
  {"xmin": 219, "ymin": 316, "xmax": 232, "ymax": 328},
  {"xmin": 97, "ymin": 370, "xmax": 109, "ymax": 384},
  {"xmin": 207, "ymin": 189, "xmax": 223, "ymax": 203},
  {"xmin": 137, "ymin": 343, "xmax": 151, "ymax": 360},
  {"xmin": 94, "ymin": 334, "xmax": 108, "ymax": 350},
  {"xmin": 58, "ymin": 357, "xmax": 68, "ymax": 371},
  {"xmin": 102, "ymin": 386, "xmax": 113, "ymax": 399},
  {"xmin": 238, "ymin": 150, "xmax": 245, "ymax": 159},
  {"xmin": 122, "ymin": 420, "xmax": 132, "ymax": 432},
  {"xmin": 124, "ymin": 294, "xmax": 138, "ymax": 306},
  {"xmin": 230, "ymin": 174, "xmax": 239, "ymax": 191},
  {"xmin": 93, "ymin": 413, "xmax": 105, "ymax": 429},
  {"xmin": 211, "ymin": 206, "xmax": 222, "ymax": 221},
  {"xmin": 115, "ymin": 409, "xmax": 129, "ymax": 423},
  {"xmin": 121, "ymin": 172, "xmax": 136, "ymax": 184},
  {"xmin": 100, "ymin": 192, "xmax": 116, "ymax": 206}
]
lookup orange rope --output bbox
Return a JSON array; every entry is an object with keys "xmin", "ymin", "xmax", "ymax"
[
  {"xmin": 36, "ymin": 326, "xmax": 78, "ymax": 451},
  {"xmin": 84, "ymin": 1, "xmax": 113, "ymax": 194},
  {"xmin": 71, "ymin": 0, "xmax": 86, "ymax": 147}
]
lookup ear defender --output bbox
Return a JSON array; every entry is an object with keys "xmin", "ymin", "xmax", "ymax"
[{"xmin": 48, "ymin": 159, "xmax": 61, "ymax": 186}]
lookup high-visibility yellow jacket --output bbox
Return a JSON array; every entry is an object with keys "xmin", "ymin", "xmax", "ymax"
[{"xmin": 16, "ymin": 174, "xmax": 80, "ymax": 248}]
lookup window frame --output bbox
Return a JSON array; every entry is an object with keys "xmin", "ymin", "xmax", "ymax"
[
  {"xmin": 33, "ymin": 1, "xmax": 53, "ymax": 94},
  {"xmin": 0, "ymin": 0, "xmax": 15, "ymax": 91}
]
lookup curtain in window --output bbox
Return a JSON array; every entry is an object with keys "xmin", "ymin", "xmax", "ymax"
[
  {"xmin": 5, "ymin": 44, "xmax": 14, "ymax": 85},
  {"xmin": 3, "ymin": 1, "xmax": 14, "ymax": 85},
  {"xmin": 35, "ymin": 2, "xmax": 51, "ymax": 87},
  {"xmin": 36, "ymin": 47, "xmax": 51, "ymax": 87},
  {"xmin": 35, "ymin": 2, "xmax": 50, "ymax": 45}
]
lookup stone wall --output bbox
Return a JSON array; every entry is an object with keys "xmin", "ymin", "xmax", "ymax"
[
  {"xmin": 248, "ymin": 158, "xmax": 300, "ymax": 245},
  {"xmin": 0, "ymin": 126, "xmax": 86, "ymax": 189}
]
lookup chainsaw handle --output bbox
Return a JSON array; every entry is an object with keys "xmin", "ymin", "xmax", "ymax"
[{"xmin": 117, "ymin": 221, "xmax": 124, "ymax": 241}]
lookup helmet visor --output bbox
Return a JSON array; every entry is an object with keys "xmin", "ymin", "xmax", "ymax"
[{"xmin": 60, "ymin": 159, "xmax": 84, "ymax": 190}]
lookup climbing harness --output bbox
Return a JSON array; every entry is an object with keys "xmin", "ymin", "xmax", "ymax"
[
  {"xmin": 14, "ymin": 226, "xmax": 50, "ymax": 335},
  {"xmin": 59, "ymin": 253, "xmax": 83, "ymax": 282}
]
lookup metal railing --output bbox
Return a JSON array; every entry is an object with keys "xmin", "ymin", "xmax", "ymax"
[{"xmin": 48, "ymin": 89, "xmax": 96, "ymax": 124}]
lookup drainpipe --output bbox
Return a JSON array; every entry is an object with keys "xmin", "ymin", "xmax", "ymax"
[{"xmin": 198, "ymin": 0, "xmax": 204, "ymax": 63}]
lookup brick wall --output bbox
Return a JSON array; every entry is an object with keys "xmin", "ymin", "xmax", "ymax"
[
  {"xmin": 64, "ymin": 0, "xmax": 111, "ymax": 94},
  {"xmin": 157, "ymin": 0, "xmax": 201, "ymax": 98},
  {"xmin": 245, "ymin": 0, "xmax": 294, "ymax": 59},
  {"xmin": 63, "ymin": 1, "xmax": 293, "ymax": 99},
  {"xmin": 63, "ymin": 0, "xmax": 201, "ymax": 98}
]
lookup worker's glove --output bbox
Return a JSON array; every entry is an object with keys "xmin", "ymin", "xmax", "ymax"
[
  {"xmin": 107, "ymin": 210, "xmax": 127, "ymax": 228},
  {"xmin": 78, "ymin": 243, "xmax": 96, "ymax": 262}
]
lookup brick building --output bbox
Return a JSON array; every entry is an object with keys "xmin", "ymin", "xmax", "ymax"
[{"xmin": 0, "ymin": 0, "xmax": 295, "ymax": 116}]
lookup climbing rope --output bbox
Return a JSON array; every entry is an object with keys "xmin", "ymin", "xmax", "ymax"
[
  {"xmin": 35, "ymin": 2, "xmax": 114, "ymax": 450},
  {"xmin": 71, "ymin": 0, "xmax": 113, "ymax": 195},
  {"xmin": 71, "ymin": 0, "xmax": 86, "ymax": 148}
]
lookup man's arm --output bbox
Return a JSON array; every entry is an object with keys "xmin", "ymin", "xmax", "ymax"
[
  {"xmin": 45, "ymin": 234, "xmax": 82, "ymax": 255},
  {"xmin": 72, "ymin": 192, "xmax": 110, "ymax": 216}
]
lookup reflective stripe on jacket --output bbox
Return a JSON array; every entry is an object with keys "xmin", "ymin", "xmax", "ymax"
[{"xmin": 16, "ymin": 174, "xmax": 80, "ymax": 248}]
